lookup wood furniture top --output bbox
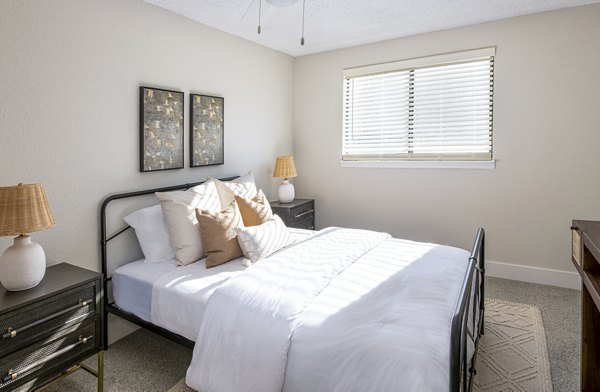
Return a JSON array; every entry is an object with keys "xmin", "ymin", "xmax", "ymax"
[
  {"xmin": 0, "ymin": 263, "xmax": 101, "ymax": 313},
  {"xmin": 270, "ymin": 198, "xmax": 314, "ymax": 209}
]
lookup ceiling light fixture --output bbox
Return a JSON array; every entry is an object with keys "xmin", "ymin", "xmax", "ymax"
[{"xmin": 257, "ymin": 0, "xmax": 307, "ymax": 46}]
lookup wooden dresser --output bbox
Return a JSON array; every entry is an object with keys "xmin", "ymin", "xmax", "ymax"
[
  {"xmin": 571, "ymin": 220, "xmax": 600, "ymax": 391},
  {"xmin": 0, "ymin": 263, "xmax": 103, "ymax": 391}
]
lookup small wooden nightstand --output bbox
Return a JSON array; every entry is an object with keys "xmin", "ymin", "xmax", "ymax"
[
  {"xmin": 271, "ymin": 199, "xmax": 315, "ymax": 230},
  {"xmin": 0, "ymin": 263, "xmax": 103, "ymax": 392},
  {"xmin": 571, "ymin": 220, "xmax": 600, "ymax": 391}
]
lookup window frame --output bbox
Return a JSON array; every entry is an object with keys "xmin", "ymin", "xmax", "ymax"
[{"xmin": 341, "ymin": 47, "xmax": 496, "ymax": 168}]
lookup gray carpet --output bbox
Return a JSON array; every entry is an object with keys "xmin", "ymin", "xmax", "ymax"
[
  {"xmin": 46, "ymin": 277, "xmax": 580, "ymax": 392},
  {"xmin": 44, "ymin": 328, "xmax": 192, "ymax": 392}
]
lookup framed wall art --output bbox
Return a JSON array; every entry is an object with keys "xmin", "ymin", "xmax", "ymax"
[
  {"xmin": 139, "ymin": 86, "xmax": 184, "ymax": 172},
  {"xmin": 190, "ymin": 94, "xmax": 224, "ymax": 167}
]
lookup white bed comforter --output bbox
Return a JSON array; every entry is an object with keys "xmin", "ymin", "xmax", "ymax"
[{"xmin": 186, "ymin": 227, "xmax": 470, "ymax": 392}]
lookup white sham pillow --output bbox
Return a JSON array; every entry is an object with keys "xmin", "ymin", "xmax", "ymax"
[
  {"xmin": 235, "ymin": 215, "xmax": 294, "ymax": 263},
  {"xmin": 155, "ymin": 180, "xmax": 222, "ymax": 266},
  {"xmin": 123, "ymin": 204, "xmax": 175, "ymax": 264},
  {"xmin": 211, "ymin": 171, "xmax": 257, "ymax": 210}
]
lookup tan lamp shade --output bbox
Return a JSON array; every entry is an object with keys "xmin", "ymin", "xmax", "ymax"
[
  {"xmin": 0, "ymin": 183, "xmax": 55, "ymax": 236},
  {"xmin": 273, "ymin": 155, "xmax": 297, "ymax": 179}
]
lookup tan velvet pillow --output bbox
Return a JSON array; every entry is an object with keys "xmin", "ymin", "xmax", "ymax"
[
  {"xmin": 196, "ymin": 201, "xmax": 244, "ymax": 268},
  {"xmin": 235, "ymin": 189, "xmax": 273, "ymax": 227}
]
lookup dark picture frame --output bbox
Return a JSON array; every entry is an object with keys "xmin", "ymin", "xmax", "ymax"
[
  {"xmin": 190, "ymin": 94, "xmax": 224, "ymax": 167},
  {"xmin": 139, "ymin": 86, "xmax": 184, "ymax": 172}
]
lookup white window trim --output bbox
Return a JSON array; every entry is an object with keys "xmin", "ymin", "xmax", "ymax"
[
  {"xmin": 342, "ymin": 47, "xmax": 496, "ymax": 78},
  {"xmin": 340, "ymin": 160, "xmax": 496, "ymax": 170},
  {"xmin": 342, "ymin": 47, "xmax": 496, "ymax": 166}
]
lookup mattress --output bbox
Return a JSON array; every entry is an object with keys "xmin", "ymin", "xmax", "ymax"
[
  {"xmin": 112, "ymin": 260, "xmax": 173, "ymax": 322},
  {"xmin": 112, "ymin": 228, "xmax": 316, "ymax": 338}
]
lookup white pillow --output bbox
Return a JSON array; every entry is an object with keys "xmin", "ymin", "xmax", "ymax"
[
  {"xmin": 211, "ymin": 171, "xmax": 257, "ymax": 210},
  {"xmin": 123, "ymin": 204, "xmax": 175, "ymax": 264},
  {"xmin": 155, "ymin": 180, "xmax": 222, "ymax": 266},
  {"xmin": 235, "ymin": 215, "xmax": 294, "ymax": 263}
]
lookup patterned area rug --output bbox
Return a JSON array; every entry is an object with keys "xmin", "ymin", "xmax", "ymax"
[
  {"xmin": 474, "ymin": 299, "xmax": 553, "ymax": 392},
  {"xmin": 169, "ymin": 299, "xmax": 553, "ymax": 392}
]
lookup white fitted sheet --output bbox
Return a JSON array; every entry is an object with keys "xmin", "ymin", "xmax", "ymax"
[
  {"xmin": 113, "ymin": 260, "xmax": 173, "ymax": 322},
  {"xmin": 112, "ymin": 228, "xmax": 316, "ymax": 334},
  {"xmin": 113, "ymin": 258, "xmax": 248, "ymax": 326}
]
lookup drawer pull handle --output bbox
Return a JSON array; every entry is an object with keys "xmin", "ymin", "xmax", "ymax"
[
  {"xmin": 1, "ymin": 335, "xmax": 94, "ymax": 383},
  {"xmin": 294, "ymin": 209, "xmax": 314, "ymax": 219},
  {"xmin": 5, "ymin": 328, "xmax": 16, "ymax": 338},
  {"xmin": 2, "ymin": 298, "xmax": 93, "ymax": 339},
  {"xmin": 79, "ymin": 299, "xmax": 91, "ymax": 307}
]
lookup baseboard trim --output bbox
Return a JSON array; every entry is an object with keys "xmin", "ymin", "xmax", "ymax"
[{"xmin": 486, "ymin": 260, "xmax": 581, "ymax": 290}]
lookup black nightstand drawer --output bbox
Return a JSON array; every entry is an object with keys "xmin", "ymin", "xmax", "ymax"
[
  {"xmin": 0, "ymin": 283, "xmax": 96, "ymax": 358},
  {"xmin": 0, "ymin": 263, "xmax": 103, "ymax": 392},
  {"xmin": 293, "ymin": 217, "xmax": 315, "ymax": 230},
  {"xmin": 271, "ymin": 199, "xmax": 315, "ymax": 230},
  {"xmin": 288, "ymin": 203, "xmax": 314, "ymax": 226},
  {"xmin": 0, "ymin": 320, "xmax": 97, "ymax": 391}
]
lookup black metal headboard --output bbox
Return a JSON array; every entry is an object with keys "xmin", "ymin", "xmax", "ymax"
[{"xmin": 98, "ymin": 176, "xmax": 238, "ymax": 348}]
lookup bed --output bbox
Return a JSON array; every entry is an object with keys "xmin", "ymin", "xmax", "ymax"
[{"xmin": 100, "ymin": 177, "xmax": 485, "ymax": 392}]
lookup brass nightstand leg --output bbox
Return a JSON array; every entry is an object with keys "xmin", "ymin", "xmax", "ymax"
[{"xmin": 79, "ymin": 351, "xmax": 103, "ymax": 391}]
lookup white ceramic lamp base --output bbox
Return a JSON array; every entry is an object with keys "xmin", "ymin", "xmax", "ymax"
[
  {"xmin": 0, "ymin": 235, "xmax": 46, "ymax": 291},
  {"xmin": 278, "ymin": 179, "xmax": 295, "ymax": 203}
]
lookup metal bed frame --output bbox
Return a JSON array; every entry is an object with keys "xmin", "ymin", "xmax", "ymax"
[{"xmin": 99, "ymin": 177, "xmax": 485, "ymax": 392}]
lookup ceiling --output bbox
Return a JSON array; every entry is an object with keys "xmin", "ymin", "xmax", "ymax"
[{"xmin": 144, "ymin": 0, "xmax": 600, "ymax": 57}]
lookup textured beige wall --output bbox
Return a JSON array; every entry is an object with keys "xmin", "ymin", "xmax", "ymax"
[
  {"xmin": 0, "ymin": 0, "xmax": 293, "ymax": 341},
  {"xmin": 0, "ymin": 0, "xmax": 294, "ymax": 263},
  {"xmin": 293, "ymin": 4, "xmax": 600, "ymax": 276}
]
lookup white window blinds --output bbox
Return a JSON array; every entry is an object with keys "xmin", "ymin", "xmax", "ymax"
[{"xmin": 343, "ymin": 48, "xmax": 495, "ymax": 161}]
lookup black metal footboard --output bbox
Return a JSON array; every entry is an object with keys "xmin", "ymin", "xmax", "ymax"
[{"xmin": 449, "ymin": 228, "xmax": 485, "ymax": 392}]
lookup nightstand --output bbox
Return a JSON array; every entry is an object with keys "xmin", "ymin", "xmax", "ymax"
[
  {"xmin": 0, "ymin": 263, "xmax": 103, "ymax": 392},
  {"xmin": 271, "ymin": 199, "xmax": 315, "ymax": 230}
]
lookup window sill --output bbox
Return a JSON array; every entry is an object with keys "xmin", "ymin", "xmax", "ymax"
[{"xmin": 339, "ymin": 160, "xmax": 496, "ymax": 169}]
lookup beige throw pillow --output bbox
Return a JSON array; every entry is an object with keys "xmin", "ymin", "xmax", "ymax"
[
  {"xmin": 155, "ymin": 180, "xmax": 221, "ymax": 266},
  {"xmin": 212, "ymin": 171, "xmax": 257, "ymax": 210},
  {"xmin": 236, "ymin": 215, "xmax": 294, "ymax": 263},
  {"xmin": 235, "ymin": 189, "xmax": 273, "ymax": 227},
  {"xmin": 196, "ymin": 201, "xmax": 245, "ymax": 268}
]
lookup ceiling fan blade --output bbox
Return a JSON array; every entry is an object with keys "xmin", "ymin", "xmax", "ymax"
[{"xmin": 241, "ymin": 0, "xmax": 256, "ymax": 20}]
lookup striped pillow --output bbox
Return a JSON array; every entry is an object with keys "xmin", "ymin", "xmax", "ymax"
[
  {"xmin": 212, "ymin": 172, "xmax": 257, "ymax": 210},
  {"xmin": 236, "ymin": 215, "xmax": 294, "ymax": 263},
  {"xmin": 235, "ymin": 190, "xmax": 273, "ymax": 227}
]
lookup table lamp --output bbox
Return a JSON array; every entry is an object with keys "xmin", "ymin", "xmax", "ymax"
[
  {"xmin": 0, "ymin": 183, "xmax": 55, "ymax": 291},
  {"xmin": 273, "ymin": 155, "xmax": 297, "ymax": 203}
]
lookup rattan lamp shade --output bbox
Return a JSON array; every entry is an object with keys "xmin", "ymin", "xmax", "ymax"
[
  {"xmin": 0, "ymin": 183, "xmax": 55, "ymax": 236},
  {"xmin": 272, "ymin": 155, "xmax": 297, "ymax": 179}
]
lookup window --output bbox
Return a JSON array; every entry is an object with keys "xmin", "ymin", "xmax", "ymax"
[{"xmin": 342, "ymin": 48, "xmax": 495, "ymax": 165}]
